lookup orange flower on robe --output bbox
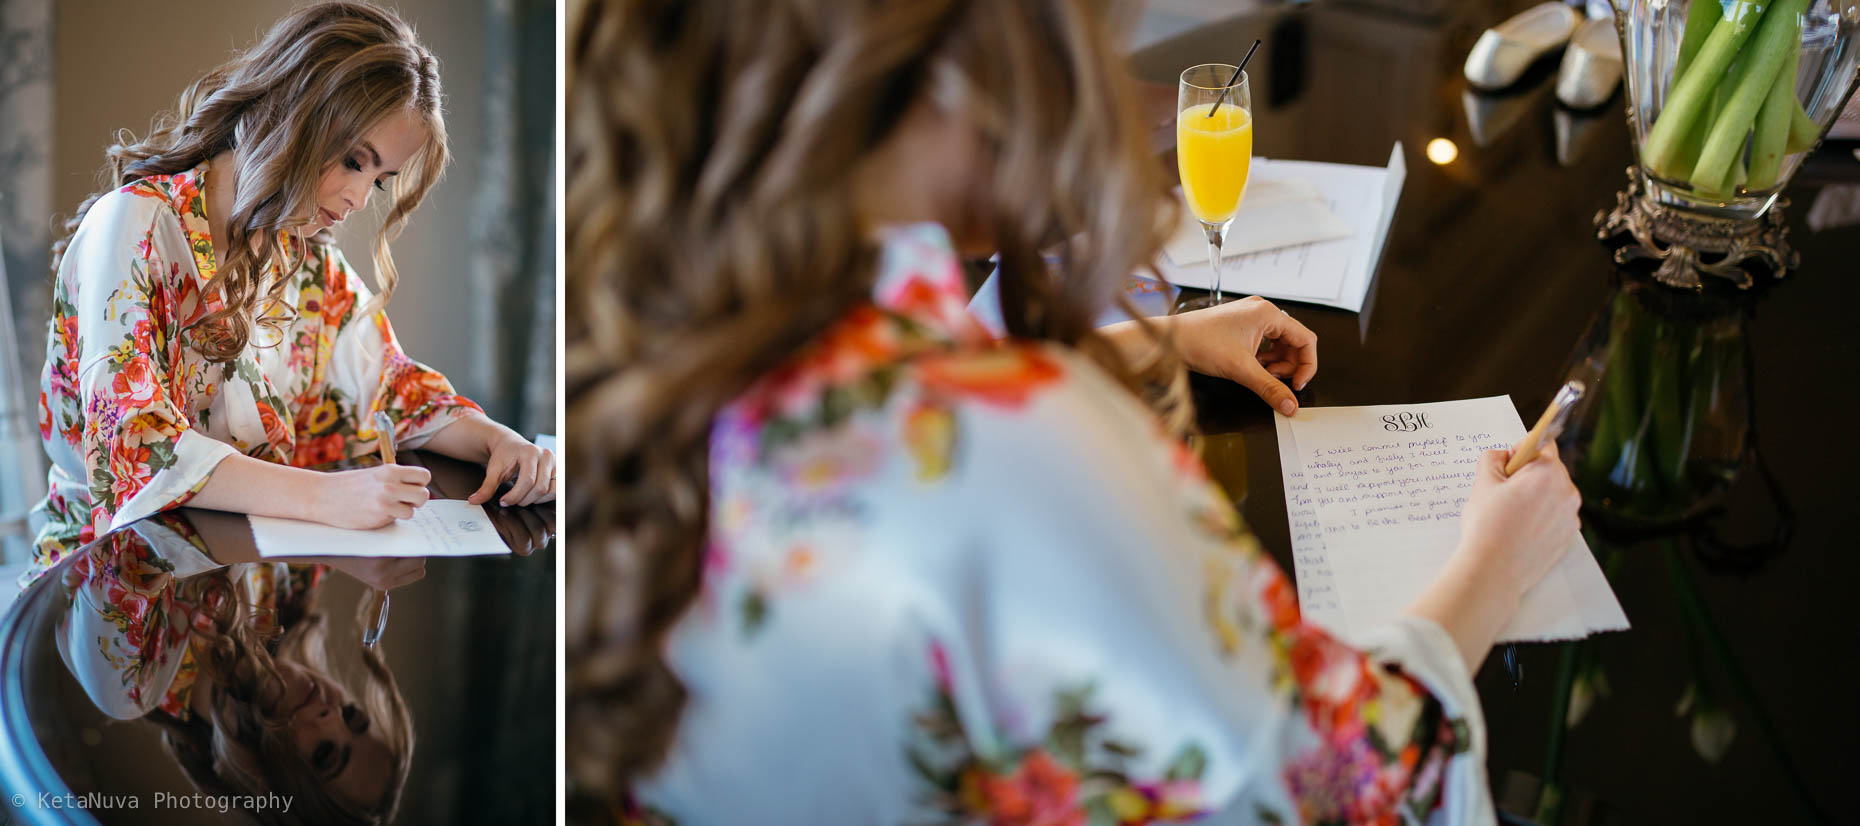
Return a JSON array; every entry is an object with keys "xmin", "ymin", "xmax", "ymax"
[
  {"xmin": 294, "ymin": 432, "xmax": 347, "ymax": 468},
  {"xmin": 917, "ymin": 345, "xmax": 1063, "ymax": 409},
  {"xmin": 321, "ymin": 265, "xmax": 356, "ymax": 326},
  {"xmin": 969, "ymin": 750, "xmax": 1086, "ymax": 826},
  {"xmin": 255, "ymin": 400, "xmax": 291, "ymax": 447},
  {"xmin": 108, "ymin": 444, "xmax": 153, "ymax": 502},
  {"xmin": 112, "ymin": 359, "xmax": 162, "ymax": 409}
]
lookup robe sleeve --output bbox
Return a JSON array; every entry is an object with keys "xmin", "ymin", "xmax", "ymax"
[{"xmin": 66, "ymin": 190, "xmax": 236, "ymax": 534}]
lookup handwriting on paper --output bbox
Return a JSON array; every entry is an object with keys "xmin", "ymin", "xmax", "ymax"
[
  {"xmin": 1302, "ymin": 431, "xmax": 1505, "ymax": 534},
  {"xmin": 1279, "ymin": 396, "xmax": 1629, "ymax": 644},
  {"xmin": 1380, "ymin": 412, "xmax": 1434, "ymax": 432},
  {"xmin": 1273, "ymin": 419, "xmax": 1344, "ymax": 630}
]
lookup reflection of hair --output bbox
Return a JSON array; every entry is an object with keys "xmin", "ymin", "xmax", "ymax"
[
  {"xmin": 564, "ymin": 0, "xmax": 1183, "ymax": 802},
  {"xmin": 52, "ymin": 1, "xmax": 448, "ymax": 362},
  {"xmin": 148, "ymin": 572, "xmax": 414, "ymax": 826}
]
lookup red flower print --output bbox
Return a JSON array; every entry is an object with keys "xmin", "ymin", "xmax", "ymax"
[
  {"xmin": 130, "ymin": 317, "xmax": 155, "ymax": 355},
  {"xmin": 1260, "ymin": 569, "xmax": 1302, "ymax": 631},
  {"xmin": 58, "ymin": 315, "xmax": 80, "ymax": 354},
  {"xmin": 293, "ymin": 432, "xmax": 347, "ymax": 468},
  {"xmin": 322, "ymin": 266, "xmax": 356, "ymax": 325},
  {"xmin": 918, "ymin": 346, "xmax": 1064, "ymax": 409},
  {"xmin": 255, "ymin": 401, "xmax": 290, "ymax": 447},
  {"xmin": 109, "ymin": 444, "xmax": 154, "ymax": 503},
  {"xmin": 111, "ymin": 359, "xmax": 162, "ymax": 409},
  {"xmin": 37, "ymin": 393, "xmax": 51, "ymax": 440},
  {"xmin": 973, "ymin": 750, "xmax": 1085, "ymax": 826}
]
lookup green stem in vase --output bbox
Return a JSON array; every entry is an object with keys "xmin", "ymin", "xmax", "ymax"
[
  {"xmin": 1645, "ymin": 0, "xmax": 1773, "ymax": 175},
  {"xmin": 1691, "ymin": 0, "xmax": 1808, "ymax": 191},
  {"xmin": 1749, "ymin": 22, "xmax": 1803, "ymax": 189},
  {"xmin": 1674, "ymin": 0, "xmax": 1725, "ymax": 83}
]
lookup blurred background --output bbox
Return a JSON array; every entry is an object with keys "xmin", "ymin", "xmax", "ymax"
[{"xmin": 0, "ymin": 0, "xmax": 556, "ymax": 572}]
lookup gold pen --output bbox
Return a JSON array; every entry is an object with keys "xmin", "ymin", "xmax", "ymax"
[
  {"xmin": 363, "ymin": 411, "xmax": 396, "ymax": 648},
  {"xmin": 1504, "ymin": 381, "xmax": 1586, "ymax": 476}
]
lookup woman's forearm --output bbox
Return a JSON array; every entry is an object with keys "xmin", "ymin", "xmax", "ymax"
[
  {"xmin": 1097, "ymin": 316, "xmax": 1176, "ymax": 367},
  {"xmin": 189, "ymin": 453, "xmax": 329, "ymax": 521},
  {"xmin": 418, "ymin": 412, "xmax": 512, "ymax": 465},
  {"xmin": 1403, "ymin": 546, "xmax": 1517, "ymax": 672}
]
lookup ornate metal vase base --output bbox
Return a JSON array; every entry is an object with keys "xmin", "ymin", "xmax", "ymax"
[{"xmin": 1594, "ymin": 168, "xmax": 1798, "ymax": 291}]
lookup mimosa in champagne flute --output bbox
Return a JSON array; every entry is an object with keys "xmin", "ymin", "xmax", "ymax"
[{"xmin": 1177, "ymin": 63, "xmax": 1252, "ymax": 310}]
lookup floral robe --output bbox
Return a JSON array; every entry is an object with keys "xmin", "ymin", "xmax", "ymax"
[
  {"xmin": 27, "ymin": 161, "xmax": 481, "ymax": 588},
  {"xmin": 634, "ymin": 225, "xmax": 1494, "ymax": 825},
  {"xmin": 54, "ymin": 516, "xmax": 323, "ymax": 722}
]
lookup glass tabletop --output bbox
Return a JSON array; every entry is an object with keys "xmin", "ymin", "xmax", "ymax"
[
  {"xmin": 0, "ymin": 452, "xmax": 554, "ymax": 825},
  {"xmin": 1132, "ymin": 3, "xmax": 1859, "ymax": 824}
]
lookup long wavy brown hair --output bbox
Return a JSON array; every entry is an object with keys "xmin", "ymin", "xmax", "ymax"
[
  {"xmin": 147, "ymin": 568, "xmax": 415, "ymax": 826},
  {"xmin": 52, "ymin": 1, "xmax": 448, "ymax": 362},
  {"xmin": 564, "ymin": 0, "xmax": 1184, "ymax": 805}
]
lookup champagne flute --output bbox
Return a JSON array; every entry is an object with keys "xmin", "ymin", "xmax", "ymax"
[{"xmin": 1177, "ymin": 64, "xmax": 1252, "ymax": 311}]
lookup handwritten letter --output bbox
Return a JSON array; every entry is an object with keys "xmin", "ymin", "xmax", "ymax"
[{"xmin": 1278, "ymin": 397, "xmax": 1628, "ymax": 644}]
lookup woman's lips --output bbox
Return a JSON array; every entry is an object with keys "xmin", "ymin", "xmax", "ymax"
[{"xmin": 320, "ymin": 208, "xmax": 341, "ymax": 225}]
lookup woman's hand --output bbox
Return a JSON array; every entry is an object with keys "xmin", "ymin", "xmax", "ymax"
[
  {"xmin": 1456, "ymin": 441, "xmax": 1582, "ymax": 599},
  {"xmin": 311, "ymin": 465, "xmax": 433, "ymax": 529},
  {"xmin": 469, "ymin": 431, "xmax": 557, "ymax": 507},
  {"xmin": 1172, "ymin": 296, "xmax": 1319, "ymax": 415},
  {"xmin": 1102, "ymin": 296, "xmax": 1318, "ymax": 415},
  {"xmin": 1407, "ymin": 440, "xmax": 1582, "ymax": 670}
]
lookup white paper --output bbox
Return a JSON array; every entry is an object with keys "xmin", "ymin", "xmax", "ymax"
[
  {"xmin": 251, "ymin": 500, "xmax": 511, "ymax": 559},
  {"xmin": 1154, "ymin": 143, "xmax": 1406, "ymax": 314},
  {"xmin": 1162, "ymin": 179, "xmax": 1354, "ymax": 266},
  {"xmin": 1277, "ymin": 396, "xmax": 1628, "ymax": 644},
  {"xmin": 1272, "ymin": 415, "xmax": 1347, "ymax": 636}
]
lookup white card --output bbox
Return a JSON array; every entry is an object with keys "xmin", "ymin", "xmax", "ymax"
[{"xmin": 251, "ymin": 499, "xmax": 510, "ymax": 558}]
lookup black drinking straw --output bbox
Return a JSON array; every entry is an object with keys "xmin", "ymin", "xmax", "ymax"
[{"xmin": 1206, "ymin": 39, "xmax": 1262, "ymax": 118}]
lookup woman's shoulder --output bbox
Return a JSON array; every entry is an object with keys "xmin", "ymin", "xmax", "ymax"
[
  {"xmin": 76, "ymin": 180, "xmax": 186, "ymax": 240},
  {"xmin": 717, "ymin": 308, "xmax": 1161, "ymax": 504}
]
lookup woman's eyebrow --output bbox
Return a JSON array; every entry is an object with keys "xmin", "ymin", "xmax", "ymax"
[{"xmin": 361, "ymin": 141, "xmax": 383, "ymax": 169}]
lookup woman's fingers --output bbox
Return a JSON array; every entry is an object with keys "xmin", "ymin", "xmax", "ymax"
[
  {"xmin": 1261, "ymin": 311, "xmax": 1319, "ymax": 390},
  {"xmin": 469, "ymin": 457, "xmax": 510, "ymax": 505},
  {"xmin": 502, "ymin": 449, "xmax": 539, "ymax": 506},
  {"xmin": 1234, "ymin": 358, "xmax": 1300, "ymax": 416},
  {"xmin": 517, "ymin": 450, "xmax": 552, "ymax": 506}
]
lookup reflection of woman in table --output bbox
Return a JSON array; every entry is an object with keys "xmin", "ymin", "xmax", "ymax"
[
  {"xmin": 566, "ymin": 1, "xmax": 1583, "ymax": 823},
  {"xmin": 57, "ymin": 528, "xmax": 424, "ymax": 824},
  {"xmin": 26, "ymin": 0, "xmax": 554, "ymax": 593}
]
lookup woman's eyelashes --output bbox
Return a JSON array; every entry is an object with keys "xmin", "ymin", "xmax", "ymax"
[
  {"xmin": 342, "ymin": 155, "xmax": 388, "ymax": 191},
  {"xmin": 342, "ymin": 702, "xmax": 369, "ymax": 734}
]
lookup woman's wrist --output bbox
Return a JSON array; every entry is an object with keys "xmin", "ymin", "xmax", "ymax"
[
  {"xmin": 1406, "ymin": 540, "xmax": 1515, "ymax": 671},
  {"xmin": 421, "ymin": 412, "xmax": 510, "ymax": 464}
]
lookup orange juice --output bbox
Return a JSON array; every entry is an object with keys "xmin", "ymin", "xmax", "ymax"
[{"xmin": 1177, "ymin": 102, "xmax": 1253, "ymax": 223}]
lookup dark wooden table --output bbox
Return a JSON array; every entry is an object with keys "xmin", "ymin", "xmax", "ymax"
[
  {"xmin": 0, "ymin": 452, "xmax": 555, "ymax": 825},
  {"xmin": 1133, "ymin": 3, "xmax": 1860, "ymax": 824}
]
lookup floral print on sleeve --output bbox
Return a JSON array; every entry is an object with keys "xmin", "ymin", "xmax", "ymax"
[{"xmin": 288, "ymin": 246, "xmax": 482, "ymax": 468}]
